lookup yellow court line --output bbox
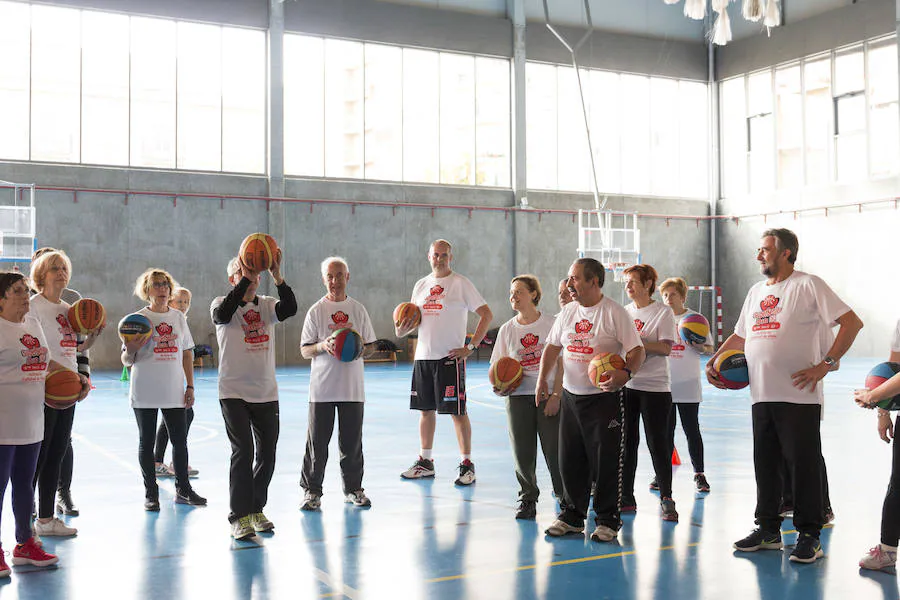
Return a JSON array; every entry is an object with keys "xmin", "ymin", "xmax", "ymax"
[{"xmin": 426, "ymin": 541, "xmax": 702, "ymax": 584}]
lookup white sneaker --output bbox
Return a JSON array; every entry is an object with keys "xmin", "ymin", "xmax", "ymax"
[
  {"xmin": 345, "ymin": 490, "xmax": 372, "ymax": 508},
  {"xmin": 590, "ymin": 524, "xmax": 618, "ymax": 543},
  {"xmin": 155, "ymin": 463, "xmax": 174, "ymax": 477},
  {"xmin": 545, "ymin": 519, "xmax": 584, "ymax": 537},
  {"xmin": 860, "ymin": 544, "xmax": 898, "ymax": 571},
  {"xmin": 454, "ymin": 460, "xmax": 476, "ymax": 486},
  {"xmin": 300, "ymin": 491, "xmax": 321, "ymax": 511},
  {"xmin": 401, "ymin": 457, "xmax": 435, "ymax": 479},
  {"xmin": 34, "ymin": 517, "xmax": 77, "ymax": 537},
  {"xmin": 231, "ymin": 516, "xmax": 254, "ymax": 540}
]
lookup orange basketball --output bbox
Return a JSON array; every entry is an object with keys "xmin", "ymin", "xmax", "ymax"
[
  {"xmin": 67, "ymin": 298, "xmax": 106, "ymax": 335},
  {"xmin": 45, "ymin": 368, "xmax": 82, "ymax": 410},
  {"xmin": 392, "ymin": 302, "xmax": 422, "ymax": 329},
  {"xmin": 239, "ymin": 233, "xmax": 279, "ymax": 272},
  {"xmin": 588, "ymin": 352, "xmax": 626, "ymax": 387},
  {"xmin": 489, "ymin": 356, "xmax": 524, "ymax": 393}
]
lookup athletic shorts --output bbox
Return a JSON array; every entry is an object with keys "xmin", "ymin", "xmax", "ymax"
[{"xmin": 410, "ymin": 358, "xmax": 467, "ymax": 415}]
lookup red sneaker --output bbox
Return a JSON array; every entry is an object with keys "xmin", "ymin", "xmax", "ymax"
[
  {"xmin": 12, "ymin": 538, "xmax": 58, "ymax": 567},
  {"xmin": 0, "ymin": 546, "xmax": 10, "ymax": 577}
]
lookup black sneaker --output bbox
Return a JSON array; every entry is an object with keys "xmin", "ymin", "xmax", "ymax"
[
  {"xmin": 454, "ymin": 460, "xmax": 476, "ymax": 486},
  {"xmin": 144, "ymin": 496, "xmax": 160, "ymax": 512},
  {"xmin": 733, "ymin": 528, "xmax": 783, "ymax": 552},
  {"xmin": 790, "ymin": 533, "xmax": 824, "ymax": 563},
  {"xmin": 660, "ymin": 497, "xmax": 678, "ymax": 522},
  {"xmin": 56, "ymin": 489, "xmax": 79, "ymax": 516},
  {"xmin": 694, "ymin": 473, "xmax": 710, "ymax": 493},
  {"xmin": 175, "ymin": 488, "xmax": 207, "ymax": 506},
  {"xmin": 515, "ymin": 499, "xmax": 537, "ymax": 520},
  {"xmin": 649, "ymin": 477, "xmax": 660, "ymax": 491}
]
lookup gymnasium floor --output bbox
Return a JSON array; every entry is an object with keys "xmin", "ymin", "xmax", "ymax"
[{"xmin": 1, "ymin": 359, "xmax": 898, "ymax": 600}]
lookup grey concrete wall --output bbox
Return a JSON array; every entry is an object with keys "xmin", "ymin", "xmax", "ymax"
[
  {"xmin": 0, "ymin": 162, "xmax": 711, "ymax": 369},
  {"xmin": 716, "ymin": 176, "xmax": 900, "ymax": 358},
  {"xmin": 717, "ymin": 0, "xmax": 894, "ymax": 80}
]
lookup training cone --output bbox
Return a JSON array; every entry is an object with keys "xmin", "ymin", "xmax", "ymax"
[
  {"xmin": 672, "ymin": 447, "xmax": 681, "ymax": 466},
  {"xmin": 120, "ymin": 366, "xmax": 130, "ymax": 382}
]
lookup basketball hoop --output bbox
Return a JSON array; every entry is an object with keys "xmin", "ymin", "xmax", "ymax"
[{"xmin": 609, "ymin": 262, "xmax": 629, "ymax": 283}]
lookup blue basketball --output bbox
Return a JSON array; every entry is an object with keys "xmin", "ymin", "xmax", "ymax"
[
  {"xmin": 118, "ymin": 313, "xmax": 153, "ymax": 344},
  {"xmin": 330, "ymin": 328, "xmax": 364, "ymax": 363},
  {"xmin": 865, "ymin": 362, "xmax": 900, "ymax": 410}
]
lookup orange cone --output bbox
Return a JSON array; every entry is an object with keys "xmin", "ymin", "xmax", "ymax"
[{"xmin": 672, "ymin": 447, "xmax": 682, "ymax": 466}]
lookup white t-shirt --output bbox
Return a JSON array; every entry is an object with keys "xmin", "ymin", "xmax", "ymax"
[
  {"xmin": 547, "ymin": 296, "xmax": 643, "ymax": 396},
  {"xmin": 625, "ymin": 301, "xmax": 677, "ymax": 393},
  {"xmin": 130, "ymin": 307, "xmax": 191, "ymax": 409},
  {"xmin": 734, "ymin": 270, "xmax": 851, "ymax": 406},
  {"xmin": 411, "ymin": 272, "xmax": 486, "ymax": 360},
  {"xmin": 668, "ymin": 309, "xmax": 711, "ymax": 403},
  {"xmin": 490, "ymin": 312, "xmax": 559, "ymax": 396},
  {"xmin": 211, "ymin": 295, "xmax": 280, "ymax": 403},
  {"xmin": 29, "ymin": 294, "xmax": 78, "ymax": 372},
  {"xmin": 0, "ymin": 314, "xmax": 49, "ymax": 445},
  {"xmin": 301, "ymin": 296, "xmax": 376, "ymax": 403}
]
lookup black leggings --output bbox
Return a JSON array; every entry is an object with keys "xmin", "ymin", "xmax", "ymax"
[
  {"xmin": 155, "ymin": 408, "xmax": 194, "ymax": 463},
  {"xmin": 881, "ymin": 415, "xmax": 900, "ymax": 546},
  {"xmin": 623, "ymin": 388, "xmax": 673, "ymax": 500},
  {"xmin": 667, "ymin": 403, "xmax": 704, "ymax": 473},
  {"xmin": 134, "ymin": 408, "xmax": 190, "ymax": 496},
  {"xmin": 34, "ymin": 405, "xmax": 75, "ymax": 518}
]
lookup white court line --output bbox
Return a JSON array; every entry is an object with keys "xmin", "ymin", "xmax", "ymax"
[
  {"xmin": 71, "ymin": 433, "xmax": 177, "ymax": 493},
  {"xmin": 312, "ymin": 567, "xmax": 361, "ymax": 600}
]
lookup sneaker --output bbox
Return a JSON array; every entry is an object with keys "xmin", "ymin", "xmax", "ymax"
[
  {"xmin": 170, "ymin": 462, "xmax": 199, "ymax": 477},
  {"xmin": 345, "ymin": 490, "xmax": 372, "ymax": 508},
  {"xmin": 11, "ymin": 538, "xmax": 58, "ymax": 567},
  {"xmin": 174, "ymin": 488, "xmax": 207, "ymax": 506},
  {"xmin": 515, "ymin": 499, "xmax": 537, "ymax": 520},
  {"xmin": 300, "ymin": 491, "xmax": 321, "ymax": 511},
  {"xmin": 0, "ymin": 546, "xmax": 9, "ymax": 578},
  {"xmin": 454, "ymin": 459, "xmax": 476, "ymax": 486},
  {"xmin": 694, "ymin": 473, "xmax": 710, "ymax": 493},
  {"xmin": 56, "ymin": 489, "xmax": 79, "ymax": 516},
  {"xmin": 144, "ymin": 496, "xmax": 160, "ymax": 512},
  {"xmin": 823, "ymin": 507, "xmax": 835, "ymax": 524},
  {"xmin": 400, "ymin": 457, "xmax": 435, "ymax": 479},
  {"xmin": 660, "ymin": 498, "xmax": 679, "ymax": 522},
  {"xmin": 649, "ymin": 477, "xmax": 659, "ymax": 491},
  {"xmin": 249, "ymin": 512, "xmax": 274, "ymax": 532},
  {"xmin": 155, "ymin": 463, "xmax": 174, "ymax": 478},
  {"xmin": 231, "ymin": 515, "xmax": 255, "ymax": 540},
  {"xmin": 590, "ymin": 524, "xmax": 618, "ymax": 543},
  {"xmin": 34, "ymin": 517, "xmax": 77, "ymax": 537},
  {"xmin": 545, "ymin": 518, "xmax": 584, "ymax": 537},
  {"xmin": 733, "ymin": 528, "xmax": 783, "ymax": 552},
  {"xmin": 790, "ymin": 533, "xmax": 824, "ymax": 563},
  {"xmin": 860, "ymin": 544, "xmax": 898, "ymax": 571}
]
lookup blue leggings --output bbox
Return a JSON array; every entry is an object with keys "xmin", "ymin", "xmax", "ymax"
[{"xmin": 0, "ymin": 442, "xmax": 41, "ymax": 544}]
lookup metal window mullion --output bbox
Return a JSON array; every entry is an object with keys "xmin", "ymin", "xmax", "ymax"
[{"xmin": 864, "ymin": 41, "xmax": 872, "ymax": 179}]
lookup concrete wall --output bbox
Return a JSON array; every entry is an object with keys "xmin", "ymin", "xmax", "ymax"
[
  {"xmin": 0, "ymin": 161, "xmax": 710, "ymax": 369},
  {"xmin": 716, "ymin": 176, "xmax": 900, "ymax": 358}
]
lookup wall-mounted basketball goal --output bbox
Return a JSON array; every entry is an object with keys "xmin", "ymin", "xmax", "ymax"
[{"xmin": 576, "ymin": 210, "xmax": 641, "ymax": 282}]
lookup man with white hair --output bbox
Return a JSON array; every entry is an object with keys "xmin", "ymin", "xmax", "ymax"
[{"xmin": 300, "ymin": 257, "xmax": 376, "ymax": 510}]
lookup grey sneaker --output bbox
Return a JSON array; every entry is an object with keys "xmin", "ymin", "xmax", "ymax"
[
  {"xmin": 301, "ymin": 491, "xmax": 321, "ymax": 511},
  {"xmin": 590, "ymin": 524, "xmax": 618, "ymax": 543},
  {"xmin": 250, "ymin": 512, "xmax": 274, "ymax": 532},
  {"xmin": 345, "ymin": 490, "xmax": 372, "ymax": 508},
  {"xmin": 401, "ymin": 457, "xmax": 435, "ymax": 479},
  {"xmin": 231, "ymin": 516, "xmax": 254, "ymax": 540}
]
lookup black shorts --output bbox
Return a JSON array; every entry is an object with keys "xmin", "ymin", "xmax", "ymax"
[{"xmin": 410, "ymin": 358, "xmax": 467, "ymax": 415}]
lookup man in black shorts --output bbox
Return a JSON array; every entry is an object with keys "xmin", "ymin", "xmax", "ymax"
[{"xmin": 396, "ymin": 239, "xmax": 492, "ymax": 485}]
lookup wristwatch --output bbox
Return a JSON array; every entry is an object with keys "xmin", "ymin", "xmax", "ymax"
[
  {"xmin": 466, "ymin": 343, "xmax": 477, "ymax": 352},
  {"xmin": 823, "ymin": 356, "xmax": 837, "ymax": 368}
]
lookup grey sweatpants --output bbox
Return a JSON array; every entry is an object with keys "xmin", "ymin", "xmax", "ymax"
[{"xmin": 300, "ymin": 402, "xmax": 365, "ymax": 496}]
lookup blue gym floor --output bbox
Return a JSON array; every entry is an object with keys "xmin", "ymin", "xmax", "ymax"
[{"xmin": 1, "ymin": 359, "xmax": 898, "ymax": 600}]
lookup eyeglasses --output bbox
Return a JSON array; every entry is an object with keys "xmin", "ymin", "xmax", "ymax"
[{"xmin": 151, "ymin": 281, "xmax": 170, "ymax": 289}]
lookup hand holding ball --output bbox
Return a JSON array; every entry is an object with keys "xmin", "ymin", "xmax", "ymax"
[
  {"xmin": 239, "ymin": 233, "xmax": 280, "ymax": 273},
  {"xmin": 68, "ymin": 298, "xmax": 106, "ymax": 335}
]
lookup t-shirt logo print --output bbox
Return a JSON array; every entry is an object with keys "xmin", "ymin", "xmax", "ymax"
[
  {"xmin": 752, "ymin": 295, "xmax": 783, "ymax": 332},
  {"xmin": 55, "ymin": 314, "xmax": 78, "ymax": 348},
  {"xmin": 634, "ymin": 319, "xmax": 645, "ymax": 334},
  {"xmin": 241, "ymin": 309, "xmax": 270, "ymax": 344},
  {"xmin": 20, "ymin": 334, "xmax": 48, "ymax": 371},
  {"xmin": 423, "ymin": 285, "xmax": 446, "ymax": 311},
  {"xmin": 328, "ymin": 310, "xmax": 354, "ymax": 332},
  {"xmin": 154, "ymin": 322, "xmax": 179, "ymax": 353},
  {"xmin": 518, "ymin": 333, "xmax": 543, "ymax": 368},
  {"xmin": 566, "ymin": 319, "xmax": 595, "ymax": 355}
]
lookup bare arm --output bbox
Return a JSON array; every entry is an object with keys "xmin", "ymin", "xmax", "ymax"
[
  {"xmin": 300, "ymin": 338, "xmax": 335, "ymax": 360},
  {"xmin": 792, "ymin": 310, "xmax": 864, "ymax": 392},
  {"xmin": 448, "ymin": 304, "xmax": 493, "ymax": 360},
  {"xmin": 597, "ymin": 345, "xmax": 646, "ymax": 393},
  {"xmin": 182, "ymin": 349, "xmax": 195, "ymax": 408},
  {"xmin": 643, "ymin": 340, "xmax": 673, "ymax": 357},
  {"xmin": 535, "ymin": 343, "xmax": 563, "ymax": 407}
]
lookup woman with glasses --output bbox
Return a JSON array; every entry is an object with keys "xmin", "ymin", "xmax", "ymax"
[{"xmin": 122, "ymin": 269, "xmax": 205, "ymax": 510}]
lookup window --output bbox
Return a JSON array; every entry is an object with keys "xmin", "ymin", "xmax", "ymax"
[
  {"xmin": 868, "ymin": 38, "xmax": 899, "ymax": 177},
  {"xmin": 620, "ymin": 74, "xmax": 651, "ymax": 196},
  {"xmin": 440, "ymin": 53, "xmax": 475, "ymax": 185},
  {"xmin": 590, "ymin": 70, "xmax": 621, "ymax": 194},
  {"xmin": 747, "ymin": 70, "xmax": 774, "ymax": 193},
  {"xmin": 402, "ymin": 48, "xmax": 439, "ymax": 183},
  {"xmin": 130, "ymin": 17, "xmax": 177, "ymax": 168},
  {"xmin": 81, "ymin": 12, "xmax": 129, "ymax": 166},
  {"xmin": 222, "ymin": 28, "xmax": 265, "ymax": 174},
  {"xmin": 526, "ymin": 63, "xmax": 557, "ymax": 190},
  {"xmin": 364, "ymin": 44, "xmax": 402, "ymax": 181},
  {"xmin": 557, "ymin": 66, "xmax": 591, "ymax": 192},
  {"xmin": 0, "ymin": 1, "xmax": 31, "ymax": 160},
  {"xmin": 284, "ymin": 35, "xmax": 325, "ymax": 177},
  {"xmin": 775, "ymin": 65, "xmax": 802, "ymax": 188},
  {"xmin": 804, "ymin": 57, "xmax": 831, "ymax": 185},
  {"xmin": 177, "ymin": 22, "xmax": 222, "ymax": 171},
  {"xmin": 650, "ymin": 77, "xmax": 679, "ymax": 196},
  {"xmin": 31, "ymin": 5, "xmax": 81, "ymax": 163},
  {"xmin": 324, "ymin": 40, "xmax": 364, "ymax": 179},
  {"xmin": 679, "ymin": 80, "xmax": 709, "ymax": 198},
  {"xmin": 721, "ymin": 77, "xmax": 747, "ymax": 197},
  {"xmin": 474, "ymin": 57, "xmax": 510, "ymax": 187},
  {"xmin": 834, "ymin": 46, "xmax": 866, "ymax": 182}
]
